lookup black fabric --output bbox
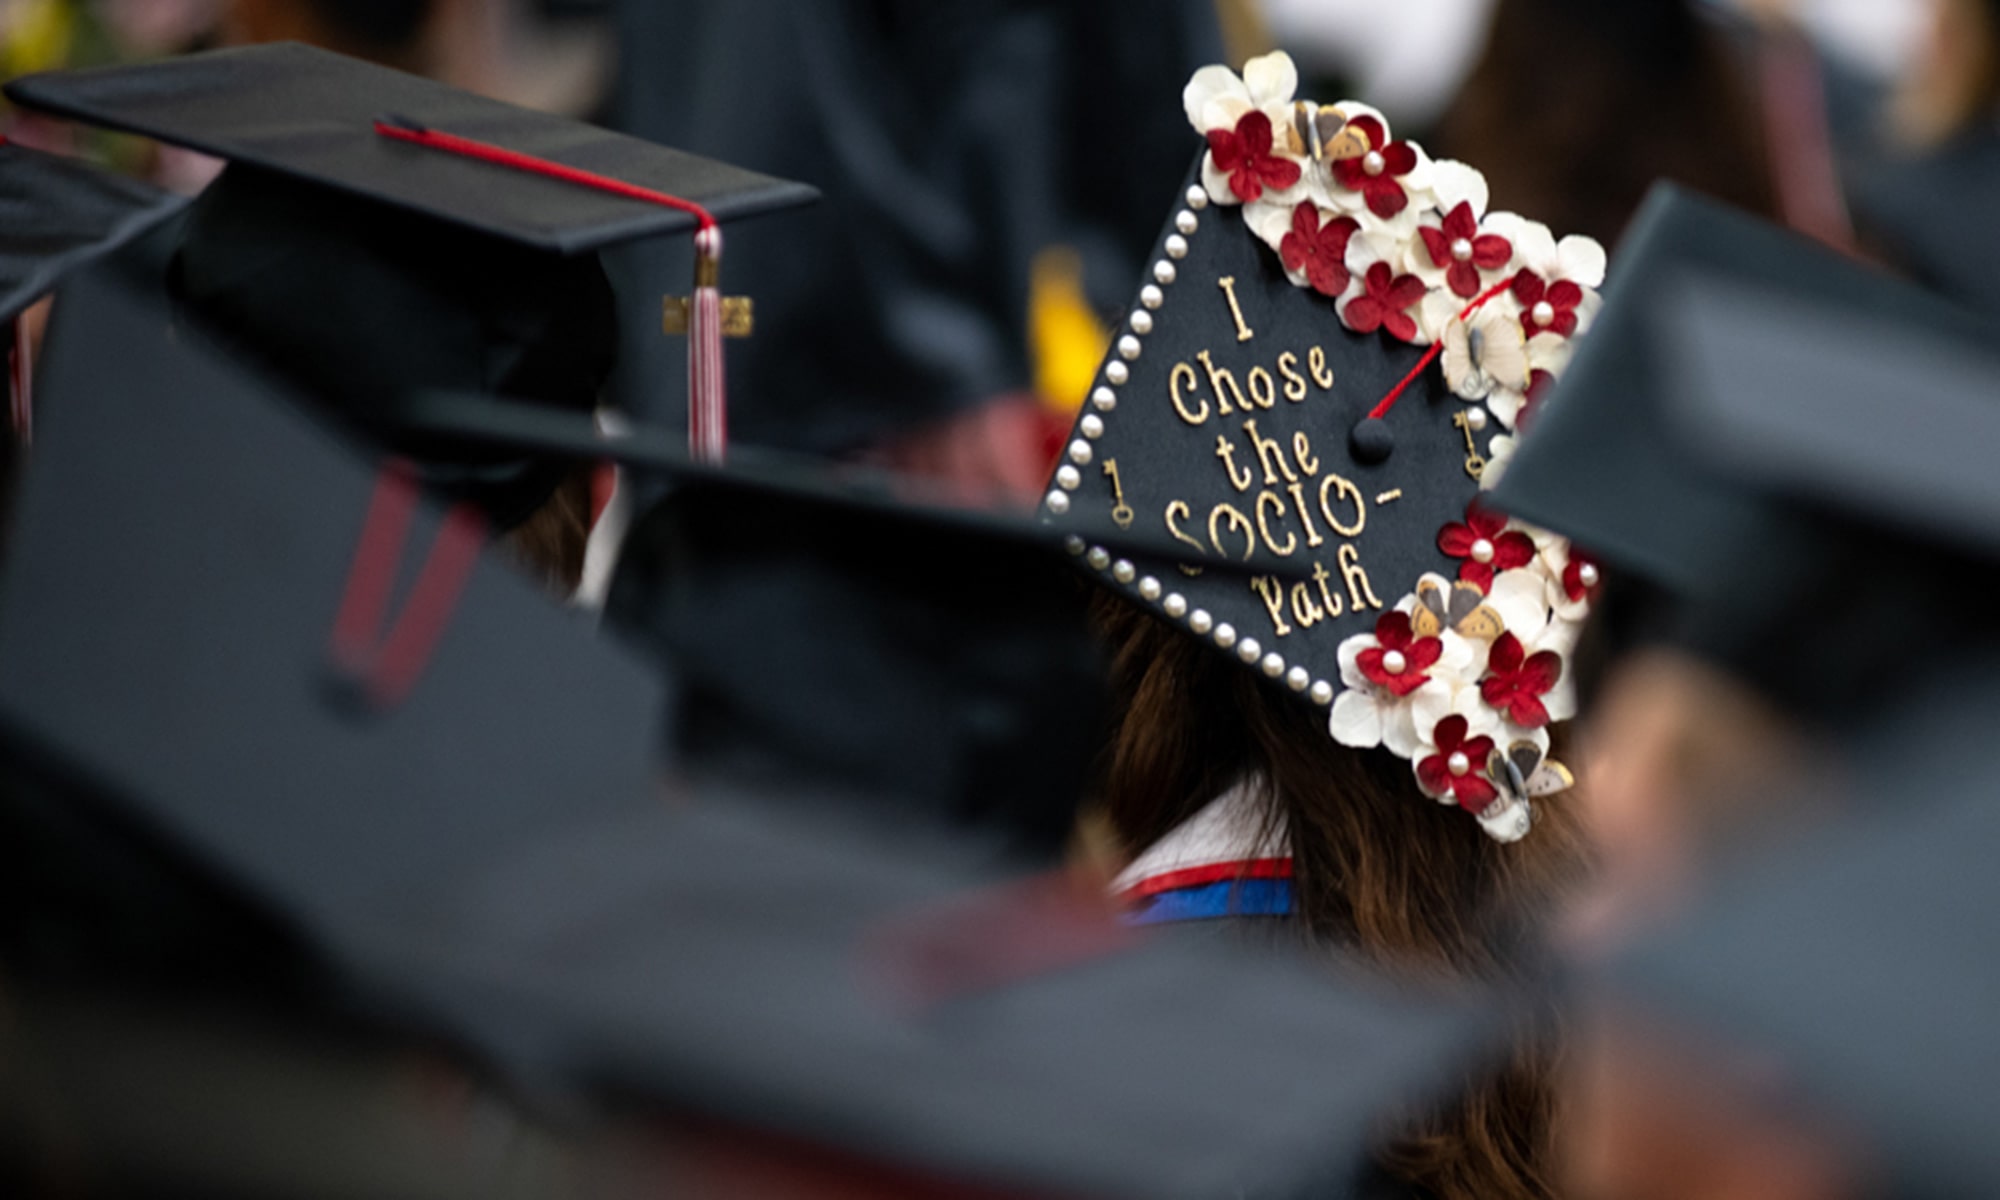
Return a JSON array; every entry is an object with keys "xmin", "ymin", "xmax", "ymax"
[
  {"xmin": 0, "ymin": 271, "xmax": 665, "ymax": 962},
  {"xmin": 4, "ymin": 42, "xmax": 817, "ymax": 254},
  {"xmin": 0, "ymin": 140, "xmax": 185, "ymax": 322},
  {"xmin": 609, "ymin": 0, "xmax": 1222, "ymax": 452},
  {"xmin": 173, "ymin": 162, "xmax": 617, "ymax": 527},
  {"xmin": 1046, "ymin": 156, "xmax": 1482, "ymax": 706},
  {"xmin": 1850, "ymin": 128, "xmax": 2000, "ymax": 321}
]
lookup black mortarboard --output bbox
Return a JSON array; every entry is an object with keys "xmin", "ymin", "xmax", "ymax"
[
  {"xmin": 349, "ymin": 794, "xmax": 1504, "ymax": 1200},
  {"xmin": 4, "ymin": 43, "xmax": 818, "ymax": 524},
  {"xmin": 1602, "ymin": 669, "xmax": 2000, "ymax": 1197},
  {"xmin": 1037, "ymin": 56, "xmax": 1612, "ymax": 839},
  {"xmin": 0, "ymin": 268, "xmax": 665, "ymax": 986},
  {"xmin": 380, "ymin": 390, "xmax": 1307, "ymax": 859},
  {"xmin": 1491, "ymin": 184, "xmax": 1987, "ymax": 598}
]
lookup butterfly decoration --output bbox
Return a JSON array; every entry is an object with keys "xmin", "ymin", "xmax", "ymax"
[
  {"xmin": 1474, "ymin": 739, "xmax": 1575, "ymax": 843},
  {"xmin": 1409, "ymin": 576, "xmax": 1505, "ymax": 641},
  {"xmin": 1288, "ymin": 102, "xmax": 1371, "ymax": 169},
  {"xmin": 1441, "ymin": 311, "xmax": 1530, "ymax": 402}
]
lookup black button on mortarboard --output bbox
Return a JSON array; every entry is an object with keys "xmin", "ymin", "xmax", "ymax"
[{"xmin": 1350, "ymin": 417, "xmax": 1394, "ymax": 463}]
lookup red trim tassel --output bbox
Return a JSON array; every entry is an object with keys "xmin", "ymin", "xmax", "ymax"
[
  {"xmin": 328, "ymin": 462, "xmax": 488, "ymax": 710},
  {"xmin": 372, "ymin": 117, "xmax": 729, "ymax": 461},
  {"xmin": 1366, "ymin": 276, "xmax": 1515, "ymax": 421},
  {"xmin": 7, "ymin": 316, "xmax": 30, "ymax": 446}
]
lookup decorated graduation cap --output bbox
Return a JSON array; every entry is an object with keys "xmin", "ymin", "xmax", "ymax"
[
  {"xmin": 3, "ymin": 42, "xmax": 817, "ymax": 523},
  {"xmin": 1602, "ymin": 669, "xmax": 2000, "ymax": 1196},
  {"xmin": 0, "ymin": 268, "xmax": 665, "ymax": 981},
  {"xmin": 0, "ymin": 139, "xmax": 186, "ymax": 443},
  {"xmin": 1043, "ymin": 51, "xmax": 1609, "ymax": 842}
]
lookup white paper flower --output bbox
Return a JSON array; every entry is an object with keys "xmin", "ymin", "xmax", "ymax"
[
  {"xmin": 1438, "ymin": 300, "xmax": 1530, "ymax": 401},
  {"xmin": 1184, "ymin": 53, "xmax": 1310, "ymax": 208},
  {"xmin": 1329, "ymin": 608, "xmax": 1478, "ymax": 758}
]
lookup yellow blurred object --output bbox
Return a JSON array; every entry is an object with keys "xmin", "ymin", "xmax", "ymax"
[
  {"xmin": 3, "ymin": 0, "xmax": 76, "ymax": 79},
  {"xmin": 1028, "ymin": 245, "xmax": 1109, "ymax": 416}
]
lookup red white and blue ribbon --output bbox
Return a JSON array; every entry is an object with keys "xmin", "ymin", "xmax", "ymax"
[{"xmin": 1111, "ymin": 782, "xmax": 1295, "ymax": 924}]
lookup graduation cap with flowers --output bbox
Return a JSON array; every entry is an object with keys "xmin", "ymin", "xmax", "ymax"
[{"xmin": 1043, "ymin": 51, "xmax": 1609, "ymax": 842}]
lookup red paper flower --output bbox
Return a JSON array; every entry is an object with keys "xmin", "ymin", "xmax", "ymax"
[
  {"xmin": 1280, "ymin": 202, "xmax": 1359, "ymax": 297},
  {"xmin": 1207, "ymin": 110, "xmax": 1301, "ymax": 203},
  {"xmin": 1418, "ymin": 202, "xmax": 1513, "ymax": 298},
  {"xmin": 1355, "ymin": 611, "xmax": 1444, "ymax": 697},
  {"xmin": 1330, "ymin": 115, "xmax": 1418, "ymax": 219},
  {"xmin": 1562, "ymin": 550, "xmax": 1603, "ymax": 604},
  {"xmin": 1416, "ymin": 715, "xmax": 1499, "ymax": 810},
  {"xmin": 1344, "ymin": 261, "xmax": 1428, "ymax": 343},
  {"xmin": 1437, "ymin": 501, "xmax": 1536, "ymax": 591},
  {"xmin": 1512, "ymin": 269, "xmax": 1586, "ymax": 338},
  {"xmin": 1479, "ymin": 633, "xmax": 1564, "ymax": 729}
]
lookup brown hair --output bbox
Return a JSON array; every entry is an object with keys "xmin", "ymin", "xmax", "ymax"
[
  {"xmin": 503, "ymin": 465, "xmax": 594, "ymax": 596},
  {"xmin": 1092, "ymin": 594, "xmax": 1588, "ymax": 1199}
]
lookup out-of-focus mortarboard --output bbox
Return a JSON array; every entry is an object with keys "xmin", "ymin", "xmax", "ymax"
[
  {"xmin": 1491, "ymin": 184, "xmax": 1985, "ymax": 598},
  {"xmin": 382, "ymin": 390, "xmax": 1306, "ymax": 859},
  {"xmin": 0, "ymin": 139, "xmax": 185, "ymax": 444},
  {"xmin": 1036, "ymin": 51, "xmax": 1613, "ymax": 841},
  {"xmin": 1601, "ymin": 668, "xmax": 2000, "ymax": 1197},
  {"xmin": 0, "ymin": 268, "xmax": 665, "ymax": 986},
  {"xmin": 3, "ymin": 42, "xmax": 818, "ymax": 523}
]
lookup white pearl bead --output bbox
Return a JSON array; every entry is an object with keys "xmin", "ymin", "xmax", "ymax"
[
  {"xmin": 1186, "ymin": 185, "xmax": 1209, "ymax": 210},
  {"xmin": 1117, "ymin": 335, "xmax": 1142, "ymax": 361},
  {"xmin": 1112, "ymin": 560, "xmax": 1136, "ymax": 584},
  {"xmin": 1165, "ymin": 234, "xmax": 1189, "ymax": 260},
  {"xmin": 1533, "ymin": 300, "xmax": 1556, "ymax": 326},
  {"xmin": 1363, "ymin": 150, "xmax": 1385, "ymax": 176},
  {"xmin": 1309, "ymin": 680, "xmax": 1335, "ymax": 706},
  {"xmin": 1154, "ymin": 260, "xmax": 1177, "ymax": 285},
  {"xmin": 1045, "ymin": 490, "xmax": 1070, "ymax": 515},
  {"xmin": 1213, "ymin": 623, "xmax": 1237, "ymax": 649},
  {"xmin": 1189, "ymin": 609, "xmax": 1213, "ymax": 635},
  {"xmin": 1382, "ymin": 650, "xmax": 1408, "ymax": 675},
  {"xmin": 1091, "ymin": 387, "xmax": 1117, "ymax": 412},
  {"xmin": 1105, "ymin": 361, "xmax": 1129, "ymax": 385},
  {"xmin": 1261, "ymin": 653, "xmax": 1285, "ymax": 679},
  {"xmin": 1286, "ymin": 667, "xmax": 1310, "ymax": 692},
  {"xmin": 1465, "ymin": 406, "xmax": 1488, "ymax": 431},
  {"xmin": 1579, "ymin": 564, "xmax": 1601, "ymax": 587},
  {"xmin": 1237, "ymin": 638, "xmax": 1262, "ymax": 664},
  {"xmin": 1471, "ymin": 538, "xmax": 1496, "ymax": 564},
  {"xmin": 1138, "ymin": 576, "xmax": 1162, "ymax": 601},
  {"xmin": 1451, "ymin": 237, "xmax": 1473, "ymax": 262},
  {"xmin": 1086, "ymin": 547, "xmax": 1111, "ymax": 570},
  {"xmin": 1447, "ymin": 751, "xmax": 1471, "ymax": 776},
  {"xmin": 1176, "ymin": 210, "xmax": 1199, "ymax": 235},
  {"xmin": 1064, "ymin": 535, "xmax": 1086, "ymax": 556},
  {"xmin": 1140, "ymin": 284, "xmax": 1165, "ymax": 310},
  {"xmin": 1129, "ymin": 310, "xmax": 1153, "ymax": 336},
  {"xmin": 1164, "ymin": 593, "xmax": 1188, "ymax": 618},
  {"xmin": 1079, "ymin": 414, "xmax": 1104, "ymax": 439},
  {"xmin": 1055, "ymin": 465, "xmax": 1081, "ymax": 490}
]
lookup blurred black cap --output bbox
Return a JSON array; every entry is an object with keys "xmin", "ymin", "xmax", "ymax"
[
  {"xmin": 0, "ymin": 268, "xmax": 665, "ymax": 986},
  {"xmin": 4, "ymin": 42, "xmax": 816, "ymax": 526}
]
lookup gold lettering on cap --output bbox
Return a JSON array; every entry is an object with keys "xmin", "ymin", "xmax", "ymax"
[
  {"xmin": 1255, "ymin": 491, "xmax": 1296, "ymax": 557},
  {"xmin": 1217, "ymin": 276, "xmax": 1255, "ymax": 342},
  {"xmin": 1277, "ymin": 351, "xmax": 1309, "ymax": 402},
  {"xmin": 1318, "ymin": 472, "xmax": 1367, "ymax": 538},
  {"xmin": 1208, "ymin": 503, "xmax": 1256, "ymax": 561},
  {"xmin": 1339, "ymin": 543, "xmax": 1384, "ymax": 611},
  {"xmin": 1251, "ymin": 576, "xmax": 1294, "ymax": 638},
  {"xmin": 1214, "ymin": 436, "xmax": 1252, "ymax": 492},
  {"xmin": 1169, "ymin": 361, "xmax": 1209, "ymax": 426},
  {"xmin": 1197, "ymin": 350, "xmax": 1248, "ymax": 417},
  {"xmin": 1308, "ymin": 345, "xmax": 1334, "ymax": 390}
]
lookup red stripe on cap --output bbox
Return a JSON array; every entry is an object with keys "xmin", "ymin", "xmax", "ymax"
[
  {"xmin": 1116, "ymin": 856, "xmax": 1295, "ymax": 900},
  {"xmin": 371, "ymin": 118, "xmax": 718, "ymax": 234}
]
